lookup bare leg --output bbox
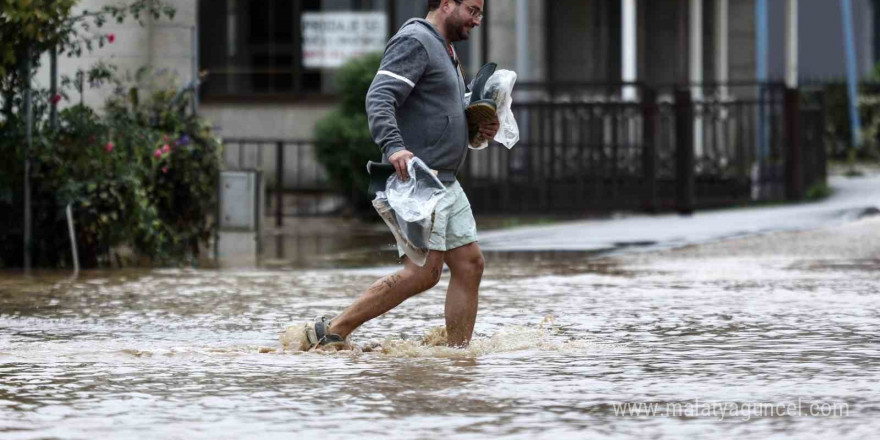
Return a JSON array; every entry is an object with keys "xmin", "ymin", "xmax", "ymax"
[
  {"xmin": 443, "ymin": 243, "xmax": 485, "ymax": 347},
  {"xmin": 329, "ymin": 251, "xmax": 445, "ymax": 339}
]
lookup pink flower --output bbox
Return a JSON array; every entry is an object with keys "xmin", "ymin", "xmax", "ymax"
[
  {"xmin": 161, "ymin": 144, "xmax": 171, "ymax": 154},
  {"xmin": 108, "ymin": 33, "xmax": 116, "ymax": 43},
  {"xmin": 50, "ymin": 94, "xmax": 61, "ymax": 104},
  {"xmin": 162, "ymin": 167, "xmax": 168, "ymax": 174},
  {"xmin": 105, "ymin": 141, "xmax": 114, "ymax": 153},
  {"xmin": 154, "ymin": 148, "xmax": 163, "ymax": 158}
]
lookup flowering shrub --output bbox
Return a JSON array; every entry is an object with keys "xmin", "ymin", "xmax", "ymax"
[
  {"xmin": 0, "ymin": 67, "xmax": 222, "ymax": 268},
  {"xmin": 0, "ymin": 0, "xmax": 196, "ymax": 268}
]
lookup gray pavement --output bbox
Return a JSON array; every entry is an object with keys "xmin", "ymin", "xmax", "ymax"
[{"xmin": 479, "ymin": 174, "xmax": 880, "ymax": 254}]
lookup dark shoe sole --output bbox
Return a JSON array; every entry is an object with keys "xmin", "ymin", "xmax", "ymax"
[{"xmin": 470, "ymin": 62, "xmax": 498, "ymax": 103}]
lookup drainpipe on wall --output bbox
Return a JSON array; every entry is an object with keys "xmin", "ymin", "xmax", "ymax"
[
  {"xmin": 715, "ymin": 0, "xmax": 729, "ymax": 97},
  {"xmin": 756, "ymin": 0, "xmax": 769, "ymax": 162},
  {"xmin": 753, "ymin": 0, "xmax": 770, "ymax": 200},
  {"xmin": 622, "ymin": 0, "xmax": 637, "ymax": 100},
  {"xmin": 515, "ymin": 0, "xmax": 529, "ymax": 81},
  {"xmin": 690, "ymin": 0, "xmax": 704, "ymax": 157},
  {"xmin": 785, "ymin": 0, "xmax": 798, "ymax": 89},
  {"xmin": 842, "ymin": 0, "xmax": 863, "ymax": 149}
]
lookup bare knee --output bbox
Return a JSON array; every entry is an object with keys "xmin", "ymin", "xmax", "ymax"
[
  {"xmin": 457, "ymin": 252, "xmax": 484, "ymax": 280},
  {"xmin": 472, "ymin": 253, "xmax": 485, "ymax": 278},
  {"xmin": 403, "ymin": 259, "xmax": 443, "ymax": 293},
  {"xmin": 421, "ymin": 261, "xmax": 444, "ymax": 290}
]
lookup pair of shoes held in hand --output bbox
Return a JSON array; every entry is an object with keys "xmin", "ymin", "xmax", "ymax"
[{"xmin": 467, "ymin": 62, "xmax": 499, "ymax": 146}]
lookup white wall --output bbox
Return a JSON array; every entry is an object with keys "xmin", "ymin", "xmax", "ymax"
[
  {"xmin": 488, "ymin": 0, "xmax": 546, "ymax": 81},
  {"xmin": 199, "ymin": 103, "xmax": 334, "ymax": 140},
  {"xmin": 33, "ymin": 0, "xmax": 196, "ymax": 112}
]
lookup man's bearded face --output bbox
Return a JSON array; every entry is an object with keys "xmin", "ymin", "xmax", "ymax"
[{"xmin": 447, "ymin": 3, "xmax": 476, "ymax": 42}]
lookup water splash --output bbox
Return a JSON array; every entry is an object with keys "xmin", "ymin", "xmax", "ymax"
[
  {"xmin": 279, "ymin": 322, "xmax": 313, "ymax": 352},
  {"xmin": 280, "ymin": 315, "xmax": 628, "ymax": 358}
]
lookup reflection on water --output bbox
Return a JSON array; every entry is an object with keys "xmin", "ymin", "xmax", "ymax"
[
  {"xmin": 262, "ymin": 217, "xmax": 398, "ymax": 268},
  {"xmin": 260, "ymin": 217, "xmax": 613, "ymax": 269},
  {"xmin": 2, "ymin": 220, "xmax": 880, "ymax": 439}
]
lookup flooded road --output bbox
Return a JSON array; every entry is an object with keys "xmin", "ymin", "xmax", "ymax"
[{"xmin": 2, "ymin": 217, "xmax": 879, "ymax": 439}]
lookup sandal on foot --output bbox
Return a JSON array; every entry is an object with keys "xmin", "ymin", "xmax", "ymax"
[{"xmin": 305, "ymin": 315, "xmax": 346, "ymax": 350}]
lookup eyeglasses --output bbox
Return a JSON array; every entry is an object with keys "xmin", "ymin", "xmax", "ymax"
[{"xmin": 453, "ymin": 0, "xmax": 484, "ymax": 20}]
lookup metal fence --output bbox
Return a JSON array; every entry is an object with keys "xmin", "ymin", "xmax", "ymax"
[
  {"xmin": 223, "ymin": 82, "xmax": 827, "ymax": 220},
  {"xmin": 460, "ymin": 82, "xmax": 827, "ymax": 214},
  {"xmin": 221, "ymin": 139, "xmax": 339, "ymax": 221}
]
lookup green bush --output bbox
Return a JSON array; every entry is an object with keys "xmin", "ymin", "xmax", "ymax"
[
  {"xmin": 105, "ymin": 67, "xmax": 222, "ymax": 264},
  {"xmin": 313, "ymin": 52, "xmax": 383, "ymax": 214},
  {"xmin": 0, "ymin": 67, "xmax": 222, "ymax": 268},
  {"xmin": 805, "ymin": 182, "xmax": 832, "ymax": 201},
  {"xmin": 0, "ymin": 0, "xmax": 204, "ymax": 268},
  {"xmin": 821, "ymin": 82, "xmax": 880, "ymax": 161}
]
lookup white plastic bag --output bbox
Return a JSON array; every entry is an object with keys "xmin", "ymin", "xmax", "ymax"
[
  {"xmin": 372, "ymin": 158, "xmax": 447, "ymax": 266},
  {"xmin": 385, "ymin": 158, "xmax": 446, "ymax": 222},
  {"xmin": 470, "ymin": 69, "xmax": 520, "ymax": 150}
]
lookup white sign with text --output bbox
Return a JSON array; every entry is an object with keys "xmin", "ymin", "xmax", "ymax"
[{"xmin": 302, "ymin": 12, "xmax": 388, "ymax": 69}]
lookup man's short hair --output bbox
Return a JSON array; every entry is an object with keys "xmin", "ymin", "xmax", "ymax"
[{"xmin": 428, "ymin": 0, "xmax": 443, "ymax": 11}]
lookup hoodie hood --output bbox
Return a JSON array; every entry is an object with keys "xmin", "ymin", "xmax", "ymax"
[{"xmin": 400, "ymin": 18, "xmax": 446, "ymax": 44}]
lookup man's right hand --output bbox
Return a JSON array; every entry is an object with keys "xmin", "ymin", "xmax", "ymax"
[{"xmin": 389, "ymin": 150, "xmax": 415, "ymax": 181}]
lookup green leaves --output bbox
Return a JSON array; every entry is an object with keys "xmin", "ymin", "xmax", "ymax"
[
  {"xmin": 314, "ymin": 53, "xmax": 383, "ymax": 212},
  {"xmin": 1, "ymin": 62, "xmax": 221, "ymax": 268}
]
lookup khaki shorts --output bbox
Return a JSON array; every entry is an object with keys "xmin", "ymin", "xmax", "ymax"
[{"xmin": 397, "ymin": 180, "xmax": 478, "ymax": 258}]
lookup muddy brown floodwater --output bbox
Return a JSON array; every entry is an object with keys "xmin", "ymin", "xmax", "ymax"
[{"xmin": 1, "ymin": 217, "xmax": 879, "ymax": 439}]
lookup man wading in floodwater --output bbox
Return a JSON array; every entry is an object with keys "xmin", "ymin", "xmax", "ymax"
[{"xmin": 301, "ymin": 0, "xmax": 498, "ymax": 349}]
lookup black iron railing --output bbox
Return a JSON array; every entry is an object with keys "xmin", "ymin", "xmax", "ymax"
[
  {"xmin": 222, "ymin": 139, "xmax": 338, "ymax": 222},
  {"xmin": 223, "ymin": 82, "xmax": 828, "ymax": 220},
  {"xmin": 460, "ymin": 82, "xmax": 826, "ymax": 214}
]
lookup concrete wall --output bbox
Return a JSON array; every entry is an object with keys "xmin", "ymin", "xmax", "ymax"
[
  {"xmin": 543, "ymin": 0, "xmax": 757, "ymax": 86},
  {"xmin": 29, "ymin": 0, "xmax": 879, "ymax": 143},
  {"xmin": 550, "ymin": 0, "xmax": 611, "ymax": 82},
  {"xmin": 34, "ymin": 0, "xmax": 196, "ymax": 112},
  {"xmin": 728, "ymin": 0, "xmax": 756, "ymax": 81},
  {"xmin": 541, "ymin": 0, "xmax": 875, "ymax": 86},
  {"xmin": 644, "ymin": 0, "xmax": 685, "ymax": 84},
  {"xmin": 780, "ymin": 0, "xmax": 875, "ymax": 81},
  {"xmin": 199, "ymin": 103, "xmax": 333, "ymax": 139},
  {"xmin": 488, "ymin": 0, "xmax": 547, "ymax": 81},
  {"xmin": 31, "ymin": 0, "xmax": 327, "ymax": 142},
  {"xmin": 148, "ymin": 0, "xmax": 198, "ymax": 81},
  {"xmin": 727, "ymin": 0, "xmax": 874, "ymax": 83}
]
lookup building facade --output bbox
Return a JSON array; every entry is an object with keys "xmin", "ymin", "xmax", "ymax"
[{"xmin": 36, "ymin": 0, "xmax": 879, "ymax": 141}]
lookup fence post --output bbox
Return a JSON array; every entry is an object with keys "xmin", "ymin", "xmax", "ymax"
[
  {"xmin": 675, "ymin": 89, "xmax": 695, "ymax": 215},
  {"xmin": 785, "ymin": 87, "xmax": 804, "ymax": 200},
  {"xmin": 641, "ymin": 87, "xmax": 658, "ymax": 213},
  {"xmin": 276, "ymin": 141, "xmax": 284, "ymax": 227},
  {"xmin": 817, "ymin": 91, "xmax": 828, "ymax": 184}
]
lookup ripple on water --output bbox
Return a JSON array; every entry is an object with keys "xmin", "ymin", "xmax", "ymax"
[{"xmin": 1, "ymin": 223, "xmax": 879, "ymax": 439}]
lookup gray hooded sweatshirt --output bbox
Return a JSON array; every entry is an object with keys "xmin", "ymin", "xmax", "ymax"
[{"xmin": 366, "ymin": 18, "xmax": 469, "ymax": 183}]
